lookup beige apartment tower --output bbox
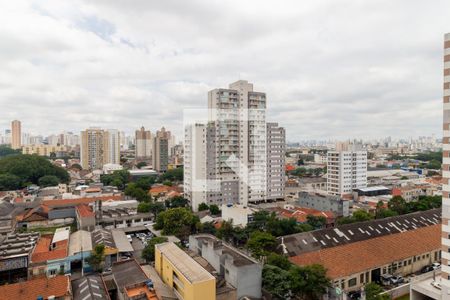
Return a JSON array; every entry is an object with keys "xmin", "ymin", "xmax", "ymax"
[
  {"xmin": 11, "ymin": 120, "xmax": 21, "ymax": 149},
  {"xmin": 135, "ymin": 126, "xmax": 152, "ymax": 159},
  {"xmin": 442, "ymin": 32, "xmax": 450, "ymax": 296},
  {"xmin": 80, "ymin": 128, "xmax": 120, "ymax": 170}
]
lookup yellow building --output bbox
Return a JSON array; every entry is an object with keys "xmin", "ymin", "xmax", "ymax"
[
  {"xmin": 155, "ymin": 242, "xmax": 216, "ymax": 300},
  {"xmin": 22, "ymin": 144, "xmax": 68, "ymax": 156}
]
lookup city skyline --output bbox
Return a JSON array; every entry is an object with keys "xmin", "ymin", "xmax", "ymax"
[{"xmin": 1, "ymin": 1, "xmax": 450, "ymax": 141}]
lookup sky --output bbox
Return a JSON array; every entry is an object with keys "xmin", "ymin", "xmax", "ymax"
[{"xmin": 0, "ymin": 0, "xmax": 449, "ymax": 142}]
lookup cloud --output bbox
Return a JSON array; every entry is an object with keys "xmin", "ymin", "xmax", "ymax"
[{"xmin": 0, "ymin": 0, "xmax": 448, "ymax": 142}]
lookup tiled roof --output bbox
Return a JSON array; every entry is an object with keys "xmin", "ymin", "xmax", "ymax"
[
  {"xmin": 0, "ymin": 275, "xmax": 70, "ymax": 299},
  {"xmin": 16, "ymin": 205, "xmax": 49, "ymax": 222},
  {"xmin": 32, "ymin": 235, "xmax": 68, "ymax": 263},
  {"xmin": 43, "ymin": 195, "xmax": 123, "ymax": 207},
  {"xmin": 279, "ymin": 208, "xmax": 440, "ymax": 256},
  {"xmin": 275, "ymin": 207, "xmax": 335, "ymax": 223},
  {"xmin": 76, "ymin": 204, "xmax": 95, "ymax": 218},
  {"xmin": 289, "ymin": 224, "xmax": 440, "ymax": 279}
]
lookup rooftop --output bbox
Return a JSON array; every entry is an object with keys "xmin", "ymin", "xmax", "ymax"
[
  {"xmin": 0, "ymin": 275, "xmax": 70, "ymax": 299},
  {"xmin": 0, "ymin": 232, "xmax": 39, "ymax": 260},
  {"xmin": 279, "ymin": 208, "xmax": 440, "ymax": 256},
  {"xmin": 156, "ymin": 242, "xmax": 215, "ymax": 284},
  {"xmin": 289, "ymin": 224, "xmax": 440, "ymax": 279},
  {"xmin": 125, "ymin": 284, "xmax": 158, "ymax": 300},
  {"xmin": 111, "ymin": 229, "xmax": 133, "ymax": 252},
  {"xmin": 68, "ymin": 230, "xmax": 93, "ymax": 256},
  {"xmin": 355, "ymin": 186, "xmax": 390, "ymax": 192},
  {"xmin": 72, "ymin": 275, "xmax": 110, "ymax": 300},
  {"xmin": 43, "ymin": 195, "xmax": 123, "ymax": 207},
  {"xmin": 32, "ymin": 235, "xmax": 68, "ymax": 263},
  {"xmin": 76, "ymin": 204, "xmax": 95, "ymax": 218},
  {"xmin": 112, "ymin": 259, "xmax": 148, "ymax": 291},
  {"xmin": 52, "ymin": 226, "xmax": 70, "ymax": 244}
]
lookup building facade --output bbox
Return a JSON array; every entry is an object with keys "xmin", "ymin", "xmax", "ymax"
[
  {"xmin": 442, "ymin": 32, "xmax": 450, "ymax": 296},
  {"xmin": 152, "ymin": 127, "xmax": 170, "ymax": 172},
  {"xmin": 22, "ymin": 144, "xmax": 68, "ymax": 156},
  {"xmin": 135, "ymin": 126, "xmax": 152, "ymax": 159},
  {"xmin": 327, "ymin": 144, "xmax": 367, "ymax": 196},
  {"xmin": 11, "ymin": 120, "xmax": 21, "ymax": 150},
  {"xmin": 80, "ymin": 128, "xmax": 120, "ymax": 170},
  {"xmin": 184, "ymin": 80, "xmax": 286, "ymax": 211}
]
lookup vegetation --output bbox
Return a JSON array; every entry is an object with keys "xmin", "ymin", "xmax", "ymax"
[
  {"xmin": 38, "ymin": 175, "xmax": 60, "ymax": 187},
  {"xmin": 154, "ymin": 207, "xmax": 200, "ymax": 239},
  {"xmin": 365, "ymin": 282, "xmax": 390, "ymax": 300},
  {"xmin": 0, "ymin": 154, "xmax": 69, "ymax": 191},
  {"xmin": 209, "ymin": 204, "xmax": 220, "ymax": 215},
  {"xmin": 158, "ymin": 167, "xmax": 183, "ymax": 182},
  {"xmin": 338, "ymin": 195, "xmax": 441, "ymax": 225},
  {"xmin": 246, "ymin": 231, "xmax": 277, "ymax": 258},
  {"xmin": 198, "ymin": 202, "xmax": 209, "ymax": 211},
  {"xmin": 136, "ymin": 161, "xmax": 147, "ymax": 169},
  {"xmin": 289, "ymin": 167, "xmax": 324, "ymax": 177},
  {"xmin": 142, "ymin": 236, "xmax": 168, "ymax": 262},
  {"xmin": 165, "ymin": 196, "xmax": 188, "ymax": 208},
  {"xmin": 87, "ymin": 244, "xmax": 105, "ymax": 272},
  {"xmin": 0, "ymin": 145, "xmax": 21, "ymax": 157},
  {"xmin": 100, "ymin": 170, "xmax": 130, "ymax": 189},
  {"xmin": 125, "ymin": 183, "xmax": 151, "ymax": 202}
]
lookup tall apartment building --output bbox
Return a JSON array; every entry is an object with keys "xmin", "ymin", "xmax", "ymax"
[
  {"xmin": 442, "ymin": 32, "xmax": 450, "ymax": 297},
  {"xmin": 152, "ymin": 127, "xmax": 170, "ymax": 172},
  {"xmin": 184, "ymin": 80, "xmax": 286, "ymax": 211},
  {"xmin": 135, "ymin": 126, "xmax": 152, "ymax": 159},
  {"xmin": 11, "ymin": 120, "xmax": 21, "ymax": 149},
  {"xmin": 266, "ymin": 123, "xmax": 286, "ymax": 201},
  {"xmin": 80, "ymin": 128, "xmax": 120, "ymax": 170},
  {"xmin": 327, "ymin": 143, "xmax": 367, "ymax": 196}
]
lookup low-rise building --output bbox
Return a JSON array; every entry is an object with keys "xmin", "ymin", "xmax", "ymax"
[
  {"xmin": 0, "ymin": 274, "xmax": 71, "ymax": 300},
  {"xmin": 22, "ymin": 144, "xmax": 68, "ymax": 156},
  {"xmin": 76, "ymin": 204, "xmax": 95, "ymax": 231},
  {"xmin": 280, "ymin": 209, "xmax": 441, "ymax": 292},
  {"xmin": 0, "ymin": 232, "xmax": 39, "ymax": 284},
  {"xmin": 155, "ymin": 242, "xmax": 216, "ymax": 300},
  {"xmin": 297, "ymin": 191, "xmax": 350, "ymax": 217},
  {"xmin": 221, "ymin": 204, "xmax": 257, "ymax": 227},
  {"xmin": 29, "ymin": 227, "xmax": 70, "ymax": 277},
  {"xmin": 189, "ymin": 234, "xmax": 262, "ymax": 299},
  {"xmin": 68, "ymin": 230, "xmax": 93, "ymax": 274},
  {"xmin": 72, "ymin": 274, "xmax": 111, "ymax": 300},
  {"xmin": 274, "ymin": 205, "xmax": 336, "ymax": 227}
]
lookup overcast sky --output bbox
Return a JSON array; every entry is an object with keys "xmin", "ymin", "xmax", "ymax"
[{"xmin": 1, "ymin": 0, "xmax": 449, "ymax": 142}]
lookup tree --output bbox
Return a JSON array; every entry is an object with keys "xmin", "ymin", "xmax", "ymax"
[
  {"xmin": 365, "ymin": 282, "xmax": 390, "ymax": 300},
  {"xmin": 142, "ymin": 237, "xmax": 168, "ymax": 262},
  {"xmin": 198, "ymin": 221, "xmax": 217, "ymax": 235},
  {"xmin": 162, "ymin": 180, "xmax": 173, "ymax": 186},
  {"xmin": 388, "ymin": 196, "xmax": 407, "ymax": 215},
  {"xmin": 266, "ymin": 253, "xmax": 292, "ymax": 270},
  {"xmin": 0, "ymin": 145, "xmax": 20, "ymax": 157},
  {"xmin": 134, "ymin": 176, "xmax": 155, "ymax": 191},
  {"xmin": 262, "ymin": 265, "xmax": 292, "ymax": 299},
  {"xmin": 289, "ymin": 264, "xmax": 331, "ymax": 300},
  {"xmin": 209, "ymin": 204, "xmax": 220, "ymax": 215},
  {"xmin": 0, "ymin": 154, "xmax": 69, "ymax": 191},
  {"xmin": 216, "ymin": 220, "xmax": 234, "ymax": 243},
  {"xmin": 137, "ymin": 202, "xmax": 151, "ymax": 213},
  {"xmin": 159, "ymin": 167, "xmax": 183, "ymax": 182},
  {"xmin": 38, "ymin": 175, "xmax": 60, "ymax": 187},
  {"xmin": 306, "ymin": 215, "xmax": 326, "ymax": 229},
  {"xmin": 124, "ymin": 183, "xmax": 150, "ymax": 202},
  {"xmin": 0, "ymin": 174, "xmax": 22, "ymax": 191},
  {"xmin": 165, "ymin": 196, "xmax": 188, "ymax": 208},
  {"xmin": 149, "ymin": 202, "xmax": 166, "ymax": 217},
  {"xmin": 70, "ymin": 163, "xmax": 82, "ymax": 171},
  {"xmin": 154, "ymin": 207, "xmax": 198, "ymax": 238},
  {"xmin": 198, "ymin": 203, "xmax": 209, "ymax": 211},
  {"xmin": 87, "ymin": 244, "xmax": 105, "ymax": 272},
  {"xmin": 246, "ymin": 231, "xmax": 277, "ymax": 259}
]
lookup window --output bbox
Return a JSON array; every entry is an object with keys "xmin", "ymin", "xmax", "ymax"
[
  {"xmin": 348, "ymin": 278, "xmax": 357, "ymax": 287},
  {"xmin": 360, "ymin": 274, "xmax": 364, "ymax": 284}
]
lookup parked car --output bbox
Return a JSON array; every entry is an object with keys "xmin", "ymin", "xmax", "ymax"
[
  {"xmin": 390, "ymin": 275, "xmax": 404, "ymax": 285},
  {"xmin": 347, "ymin": 291, "xmax": 361, "ymax": 299},
  {"xmin": 432, "ymin": 262, "xmax": 441, "ymax": 270},
  {"xmin": 126, "ymin": 234, "xmax": 132, "ymax": 242},
  {"xmin": 421, "ymin": 265, "xmax": 434, "ymax": 273},
  {"xmin": 102, "ymin": 267, "xmax": 112, "ymax": 275},
  {"xmin": 381, "ymin": 274, "xmax": 393, "ymax": 286}
]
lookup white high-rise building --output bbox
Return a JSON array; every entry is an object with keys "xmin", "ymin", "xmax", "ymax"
[
  {"xmin": 185, "ymin": 80, "xmax": 285, "ymax": 211},
  {"xmin": 105, "ymin": 129, "xmax": 120, "ymax": 165},
  {"xmin": 441, "ymin": 32, "xmax": 450, "ymax": 297},
  {"xmin": 327, "ymin": 142, "xmax": 367, "ymax": 196}
]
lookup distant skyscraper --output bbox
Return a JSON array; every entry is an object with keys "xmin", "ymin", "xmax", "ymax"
[
  {"xmin": 11, "ymin": 120, "xmax": 21, "ymax": 149},
  {"xmin": 80, "ymin": 128, "xmax": 120, "ymax": 169},
  {"xmin": 152, "ymin": 127, "xmax": 170, "ymax": 172},
  {"xmin": 442, "ymin": 32, "xmax": 450, "ymax": 296},
  {"xmin": 327, "ymin": 142, "xmax": 367, "ymax": 196},
  {"xmin": 135, "ymin": 126, "xmax": 152, "ymax": 159}
]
